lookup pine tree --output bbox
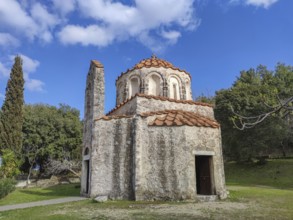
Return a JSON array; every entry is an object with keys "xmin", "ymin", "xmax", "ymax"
[{"xmin": 0, "ymin": 56, "xmax": 25, "ymax": 157}]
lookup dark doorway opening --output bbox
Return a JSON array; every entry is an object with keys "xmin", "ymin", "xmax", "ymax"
[
  {"xmin": 85, "ymin": 160, "xmax": 90, "ymax": 194},
  {"xmin": 195, "ymin": 156, "xmax": 214, "ymax": 195}
]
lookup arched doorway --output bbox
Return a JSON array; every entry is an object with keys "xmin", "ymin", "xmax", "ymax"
[{"xmin": 83, "ymin": 148, "xmax": 90, "ymax": 194}]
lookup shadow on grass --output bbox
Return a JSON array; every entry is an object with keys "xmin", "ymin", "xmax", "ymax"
[{"xmin": 18, "ymin": 184, "xmax": 80, "ymax": 198}]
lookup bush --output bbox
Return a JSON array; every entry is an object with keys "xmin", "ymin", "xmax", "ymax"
[
  {"xmin": 0, "ymin": 149, "xmax": 21, "ymax": 178},
  {"xmin": 0, "ymin": 178, "xmax": 16, "ymax": 199}
]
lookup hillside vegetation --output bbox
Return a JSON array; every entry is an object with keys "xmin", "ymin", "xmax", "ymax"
[{"xmin": 225, "ymin": 159, "xmax": 293, "ymax": 189}]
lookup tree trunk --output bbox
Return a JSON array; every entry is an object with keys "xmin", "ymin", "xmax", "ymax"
[{"xmin": 26, "ymin": 164, "xmax": 33, "ymax": 187}]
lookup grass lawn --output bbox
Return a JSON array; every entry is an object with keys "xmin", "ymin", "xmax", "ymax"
[
  {"xmin": 0, "ymin": 159, "xmax": 292, "ymax": 219},
  {"xmin": 0, "ymin": 183, "xmax": 80, "ymax": 206},
  {"xmin": 225, "ymin": 159, "xmax": 293, "ymax": 189}
]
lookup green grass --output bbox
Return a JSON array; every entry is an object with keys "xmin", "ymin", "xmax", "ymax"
[
  {"xmin": 1, "ymin": 187, "xmax": 292, "ymax": 220},
  {"xmin": 0, "ymin": 159, "xmax": 293, "ymax": 219},
  {"xmin": 227, "ymin": 186, "xmax": 293, "ymax": 216},
  {"xmin": 225, "ymin": 159, "xmax": 293, "ymax": 189},
  {"xmin": 0, "ymin": 183, "xmax": 80, "ymax": 206}
]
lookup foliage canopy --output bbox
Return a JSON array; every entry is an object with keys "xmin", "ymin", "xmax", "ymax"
[
  {"xmin": 0, "ymin": 56, "xmax": 25, "ymax": 157},
  {"xmin": 22, "ymin": 104, "xmax": 83, "ymax": 173},
  {"xmin": 215, "ymin": 63, "xmax": 293, "ymax": 162}
]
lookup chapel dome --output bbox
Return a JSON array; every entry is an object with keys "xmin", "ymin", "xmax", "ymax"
[
  {"xmin": 133, "ymin": 55, "xmax": 178, "ymax": 70},
  {"xmin": 115, "ymin": 55, "xmax": 193, "ymax": 105},
  {"xmin": 118, "ymin": 55, "xmax": 191, "ymax": 78}
]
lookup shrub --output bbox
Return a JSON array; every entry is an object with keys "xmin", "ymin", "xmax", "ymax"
[
  {"xmin": 0, "ymin": 149, "xmax": 21, "ymax": 178},
  {"xmin": 0, "ymin": 178, "xmax": 16, "ymax": 199}
]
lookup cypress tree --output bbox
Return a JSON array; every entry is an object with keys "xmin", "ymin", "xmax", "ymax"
[{"xmin": 0, "ymin": 56, "xmax": 25, "ymax": 157}]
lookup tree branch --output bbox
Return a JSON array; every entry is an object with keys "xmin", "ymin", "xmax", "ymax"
[{"xmin": 231, "ymin": 96, "xmax": 293, "ymax": 130}]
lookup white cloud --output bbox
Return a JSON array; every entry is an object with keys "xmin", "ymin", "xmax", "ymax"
[
  {"xmin": 0, "ymin": 0, "xmax": 38, "ymax": 40},
  {"xmin": 138, "ymin": 32, "xmax": 165, "ymax": 53},
  {"xmin": 52, "ymin": 0, "xmax": 76, "ymax": 16},
  {"xmin": 1, "ymin": 0, "xmax": 199, "ymax": 51},
  {"xmin": 160, "ymin": 30, "xmax": 182, "ymax": 45},
  {"xmin": 0, "ymin": 0, "xmax": 59, "ymax": 44},
  {"xmin": 58, "ymin": 25, "xmax": 114, "ymax": 47},
  {"xmin": 0, "ymin": 62, "xmax": 10, "ymax": 78},
  {"xmin": 0, "ymin": 93, "xmax": 4, "ymax": 99},
  {"xmin": 18, "ymin": 54, "xmax": 44, "ymax": 92},
  {"xmin": 30, "ymin": 3, "xmax": 60, "ymax": 43},
  {"xmin": 25, "ymin": 79, "xmax": 45, "ymax": 92},
  {"xmin": 0, "ymin": 54, "xmax": 44, "ymax": 92},
  {"xmin": 245, "ymin": 0, "xmax": 278, "ymax": 8},
  {"xmin": 58, "ymin": 0, "xmax": 198, "ymax": 51},
  {"xmin": 19, "ymin": 54, "xmax": 40, "ymax": 74},
  {"xmin": 229, "ymin": 0, "xmax": 279, "ymax": 8},
  {"xmin": 0, "ymin": 33, "xmax": 19, "ymax": 47}
]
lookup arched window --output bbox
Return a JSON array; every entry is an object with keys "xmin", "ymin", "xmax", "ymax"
[
  {"xmin": 84, "ymin": 148, "xmax": 89, "ymax": 156},
  {"xmin": 169, "ymin": 77, "xmax": 180, "ymax": 100},
  {"xmin": 185, "ymin": 80, "xmax": 192, "ymax": 100},
  {"xmin": 129, "ymin": 77, "xmax": 140, "ymax": 98},
  {"xmin": 148, "ymin": 74, "xmax": 161, "ymax": 96},
  {"xmin": 117, "ymin": 82, "xmax": 124, "ymax": 104}
]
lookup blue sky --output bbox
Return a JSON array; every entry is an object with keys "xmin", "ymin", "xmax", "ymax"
[{"xmin": 0, "ymin": 0, "xmax": 292, "ymax": 117}]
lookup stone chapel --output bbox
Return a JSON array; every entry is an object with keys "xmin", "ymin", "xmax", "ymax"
[{"xmin": 81, "ymin": 55, "xmax": 227, "ymax": 201}]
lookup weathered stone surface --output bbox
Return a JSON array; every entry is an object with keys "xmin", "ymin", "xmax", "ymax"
[
  {"xmin": 90, "ymin": 118, "xmax": 134, "ymax": 200},
  {"xmin": 109, "ymin": 96, "xmax": 214, "ymax": 119},
  {"xmin": 94, "ymin": 195, "xmax": 108, "ymax": 202},
  {"xmin": 115, "ymin": 64, "xmax": 192, "ymax": 105},
  {"xmin": 81, "ymin": 57, "xmax": 227, "ymax": 201}
]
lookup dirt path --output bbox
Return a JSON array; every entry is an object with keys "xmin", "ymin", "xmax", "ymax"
[
  {"xmin": 55, "ymin": 200, "xmax": 254, "ymax": 220},
  {"xmin": 0, "ymin": 197, "xmax": 87, "ymax": 212}
]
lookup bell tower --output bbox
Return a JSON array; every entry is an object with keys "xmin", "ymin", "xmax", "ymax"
[{"xmin": 81, "ymin": 60, "xmax": 105, "ymax": 195}]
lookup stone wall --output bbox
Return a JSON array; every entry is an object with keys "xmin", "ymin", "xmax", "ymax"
[
  {"xmin": 109, "ymin": 97, "xmax": 137, "ymax": 116},
  {"xmin": 109, "ymin": 96, "xmax": 214, "ymax": 119},
  {"xmin": 81, "ymin": 62, "xmax": 105, "ymax": 195},
  {"xmin": 116, "ymin": 67, "xmax": 192, "ymax": 104},
  {"xmin": 90, "ymin": 118, "xmax": 135, "ymax": 200},
  {"xmin": 136, "ymin": 96, "xmax": 214, "ymax": 119},
  {"xmin": 134, "ymin": 116, "xmax": 227, "ymax": 200}
]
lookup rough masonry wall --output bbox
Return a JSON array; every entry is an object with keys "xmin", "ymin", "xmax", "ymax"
[
  {"xmin": 136, "ymin": 97, "xmax": 215, "ymax": 119},
  {"xmin": 90, "ymin": 118, "xmax": 135, "ymax": 199},
  {"xmin": 116, "ymin": 67, "xmax": 192, "ymax": 104},
  {"xmin": 109, "ymin": 97, "xmax": 137, "ymax": 116},
  {"xmin": 134, "ymin": 116, "xmax": 226, "ymax": 200},
  {"xmin": 81, "ymin": 64, "xmax": 105, "ymax": 194},
  {"xmin": 109, "ymin": 96, "xmax": 214, "ymax": 119},
  {"xmin": 185, "ymin": 126, "xmax": 227, "ymax": 198}
]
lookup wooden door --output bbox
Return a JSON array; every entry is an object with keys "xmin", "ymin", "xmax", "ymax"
[
  {"xmin": 85, "ymin": 160, "xmax": 90, "ymax": 194},
  {"xmin": 196, "ymin": 156, "xmax": 212, "ymax": 195}
]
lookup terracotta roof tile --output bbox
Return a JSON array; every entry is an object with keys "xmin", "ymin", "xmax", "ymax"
[
  {"xmin": 107, "ymin": 93, "xmax": 213, "ymax": 116},
  {"xmin": 116, "ymin": 55, "xmax": 191, "ymax": 82},
  {"xmin": 139, "ymin": 110, "xmax": 220, "ymax": 128},
  {"xmin": 91, "ymin": 60, "xmax": 103, "ymax": 68},
  {"xmin": 95, "ymin": 114, "xmax": 133, "ymax": 121},
  {"xmin": 95, "ymin": 109, "xmax": 219, "ymax": 128}
]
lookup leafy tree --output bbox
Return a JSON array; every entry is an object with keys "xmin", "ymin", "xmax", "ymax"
[
  {"xmin": 194, "ymin": 94, "xmax": 215, "ymax": 105},
  {"xmin": 44, "ymin": 158, "xmax": 81, "ymax": 178},
  {"xmin": 0, "ymin": 149, "xmax": 20, "ymax": 178},
  {"xmin": 215, "ymin": 64, "xmax": 293, "ymax": 162},
  {"xmin": 22, "ymin": 104, "xmax": 83, "ymax": 174},
  {"xmin": 0, "ymin": 56, "xmax": 25, "ymax": 158}
]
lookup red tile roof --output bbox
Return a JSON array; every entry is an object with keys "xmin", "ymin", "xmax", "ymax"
[
  {"xmin": 107, "ymin": 93, "xmax": 213, "ymax": 116},
  {"xmin": 116, "ymin": 55, "xmax": 191, "ymax": 82},
  {"xmin": 140, "ymin": 110, "xmax": 219, "ymax": 128},
  {"xmin": 95, "ymin": 115, "xmax": 133, "ymax": 121},
  {"xmin": 96, "ymin": 109, "xmax": 219, "ymax": 128}
]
